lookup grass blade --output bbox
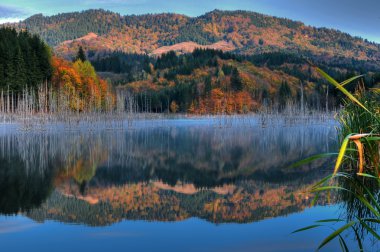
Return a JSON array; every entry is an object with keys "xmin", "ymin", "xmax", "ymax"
[
  {"xmin": 316, "ymin": 219, "xmax": 344, "ymax": 223},
  {"xmin": 352, "ymin": 227, "xmax": 364, "ymax": 252},
  {"xmin": 352, "ymin": 139, "xmax": 364, "ymax": 174},
  {"xmin": 338, "ymin": 235, "xmax": 349, "ymax": 252},
  {"xmin": 339, "ymin": 75, "xmax": 364, "ymax": 88},
  {"xmin": 363, "ymin": 218, "xmax": 380, "ymax": 224},
  {"xmin": 354, "ymin": 194, "xmax": 380, "ymax": 217},
  {"xmin": 316, "ymin": 68, "xmax": 370, "ymax": 113},
  {"xmin": 358, "ymin": 218, "xmax": 380, "ymax": 240},
  {"xmin": 292, "ymin": 224, "xmax": 322, "ymax": 234},
  {"xmin": 311, "ymin": 186, "xmax": 350, "ymax": 193},
  {"xmin": 364, "ymin": 137, "xmax": 380, "ymax": 141},
  {"xmin": 311, "ymin": 191, "xmax": 320, "ymax": 207},
  {"xmin": 289, "ymin": 153, "xmax": 338, "ymax": 169},
  {"xmin": 356, "ymin": 173, "xmax": 379, "ymax": 179},
  {"xmin": 334, "ymin": 135, "xmax": 353, "ymax": 175},
  {"xmin": 317, "ymin": 221, "xmax": 355, "ymax": 250},
  {"xmin": 353, "ymin": 178, "xmax": 380, "ymax": 213}
]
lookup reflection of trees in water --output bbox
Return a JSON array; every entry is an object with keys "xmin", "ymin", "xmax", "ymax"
[
  {"xmin": 0, "ymin": 133, "xmax": 104, "ymax": 176},
  {"xmin": 0, "ymin": 133, "xmax": 107, "ymax": 214},
  {"xmin": 0, "ymin": 155, "xmax": 55, "ymax": 215},
  {"xmin": 0, "ymin": 121, "xmax": 337, "ymax": 223},
  {"xmin": 94, "ymin": 124, "xmax": 337, "ymax": 187},
  {"xmin": 0, "ymin": 123, "xmax": 337, "ymax": 187}
]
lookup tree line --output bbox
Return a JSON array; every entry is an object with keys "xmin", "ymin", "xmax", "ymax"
[
  {"xmin": 95, "ymin": 48, "xmax": 379, "ymax": 113},
  {"xmin": 0, "ymin": 27, "xmax": 52, "ymax": 93}
]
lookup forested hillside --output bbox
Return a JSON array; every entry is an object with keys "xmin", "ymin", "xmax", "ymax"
[
  {"xmin": 92, "ymin": 49, "xmax": 380, "ymax": 114},
  {"xmin": 6, "ymin": 9, "xmax": 380, "ymax": 65}
]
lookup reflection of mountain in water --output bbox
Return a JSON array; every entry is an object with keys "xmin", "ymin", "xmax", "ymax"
[
  {"xmin": 0, "ymin": 120, "xmax": 337, "ymax": 226},
  {"xmin": 28, "ymin": 180, "xmax": 324, "ymax": 226}
]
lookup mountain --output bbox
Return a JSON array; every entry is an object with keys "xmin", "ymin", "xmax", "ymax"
[
  {"xmin": 150, "ymin": 41, "xmax": 235, "ymax": 56},
  {"xmin": 27, "ymin": 179, "xmax": 326, "ymax": 226},
  {"xmin": 3, "ymin": 9, "xmax": 380, "ymax": 113},
  {"xmin": 7, "ymin": 9, "xmax": 380, "ymax": 64}
]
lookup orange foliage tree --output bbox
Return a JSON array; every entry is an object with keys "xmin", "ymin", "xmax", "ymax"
[
  {"xmin": 190, "ymin": 88, "xmax": 257, "ymax": 115},
  {"xmin": 51, "ymin": 57, "xmax": 115, "ymax": 112}
]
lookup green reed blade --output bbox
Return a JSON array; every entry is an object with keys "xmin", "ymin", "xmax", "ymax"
[
  {"xmin": 338, "ymin": 235, "xmax": 349, "ymax": 252},
  {"xmin": 289, "ymin": 153, "xmax": 338, "ymax": 169},
  {"xmin": 292, "ymin": 224, "xmax": 322, "ymax": 234},
  {"xmin": 334, "ymin": 135, "xmax": 353, "ymax": 175},
  {"xmin": 358, "ymin": 218, "xmax": 380, "ymax": 240},
  {"xmin": 316, "ymin": 68, "xmax": 370, "ymax": 113},
  {"xmin": 316, "ymin": 219, "xmax": 344, "ymax": 223},
  {"xmin": 352, "ymin": 227, "xmax": 364, "ymax": 252},
  {"xmin": 317, "ymin": 221, "xmax": 356, "ymax": 250},
  {"xmin": 338, "ymin": 75, "xmax": 364, "ymax": 88}
]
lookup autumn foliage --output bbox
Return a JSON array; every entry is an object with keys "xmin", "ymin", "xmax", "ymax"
[
  {"xmin": 190, "ymin": 89, "xmax": 257, "ymax": 114},
  {"xmin": 51, "ymin": 57, "xmax": 114, "ymax": 111},
  {"xmin": 26, "ymin": 9, "xmax": 377, "ymax": 62}
]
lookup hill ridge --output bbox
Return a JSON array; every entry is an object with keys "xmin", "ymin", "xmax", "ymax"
[{"xmin": 4, "ymin": 8, "xmax": 379, "ymax": 64}]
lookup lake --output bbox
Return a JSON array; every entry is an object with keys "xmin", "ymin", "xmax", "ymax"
[{"xmin": 0, "ymin": 117, "xmax": 368, "ymax": 251}]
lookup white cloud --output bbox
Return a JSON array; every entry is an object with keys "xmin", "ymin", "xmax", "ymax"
[
  {"xmin": 0, "ymin": 4, "xmax": 30, "ymax": 23},
  {"xmin": 0, "ymin": 17, "xmax": 25, "ymax": 24}
]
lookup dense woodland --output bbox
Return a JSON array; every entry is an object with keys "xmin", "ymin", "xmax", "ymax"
[
  {"xmin": 0, "ymin": 28, "xmax": 114, "ymax": 113},
  {"xmin": 0, "ymin": 28, "xmax": 52, "ymax": 93},
  {"xmin": 92, "ymin": 52, "xmax": 152, "ymax": 83},
  {"xmin": 91, "ymin": 48, "xmax": 380, "ymax": 114}
]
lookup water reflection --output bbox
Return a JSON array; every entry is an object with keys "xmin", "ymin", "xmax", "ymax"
[
  {"xmin": 0, "ymin": 119, "xmax": 337, "ymax": 226},
  {"xmin": 335, "ymin": 173, "xmax": 380, "ymax": 241}
]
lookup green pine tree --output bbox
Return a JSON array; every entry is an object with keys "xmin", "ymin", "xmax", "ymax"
[{"xmin": 75, "ymin": 46, "xmax": 87, "ymax": 62}]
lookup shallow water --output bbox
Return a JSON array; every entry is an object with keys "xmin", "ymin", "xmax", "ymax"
[{"xmin": 0, "ymin": 117, "xmax": 368, "ymax": 251}]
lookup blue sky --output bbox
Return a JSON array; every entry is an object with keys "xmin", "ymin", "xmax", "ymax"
[{"xmin": 1, "ymin": 0, "xmax": 379, "ymax": 43}]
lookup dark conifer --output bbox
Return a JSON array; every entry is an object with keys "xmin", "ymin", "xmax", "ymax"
[
  {"xmin": 0, "ymin": 27, "xmax": 52, "ymax": 93},
  {"xmin": 75, "ymin": 46, "xmax": 87, "ymax": 62}
]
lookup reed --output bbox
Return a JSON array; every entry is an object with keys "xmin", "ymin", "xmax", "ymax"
[{"xmin": 293, "ymin": 67, "xmax": 380, "ymax": 251}]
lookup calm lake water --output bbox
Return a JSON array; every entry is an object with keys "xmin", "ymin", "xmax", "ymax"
[{"xmin": 0, "ymin": 117, "xmax": 371, "ymax": 251}]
